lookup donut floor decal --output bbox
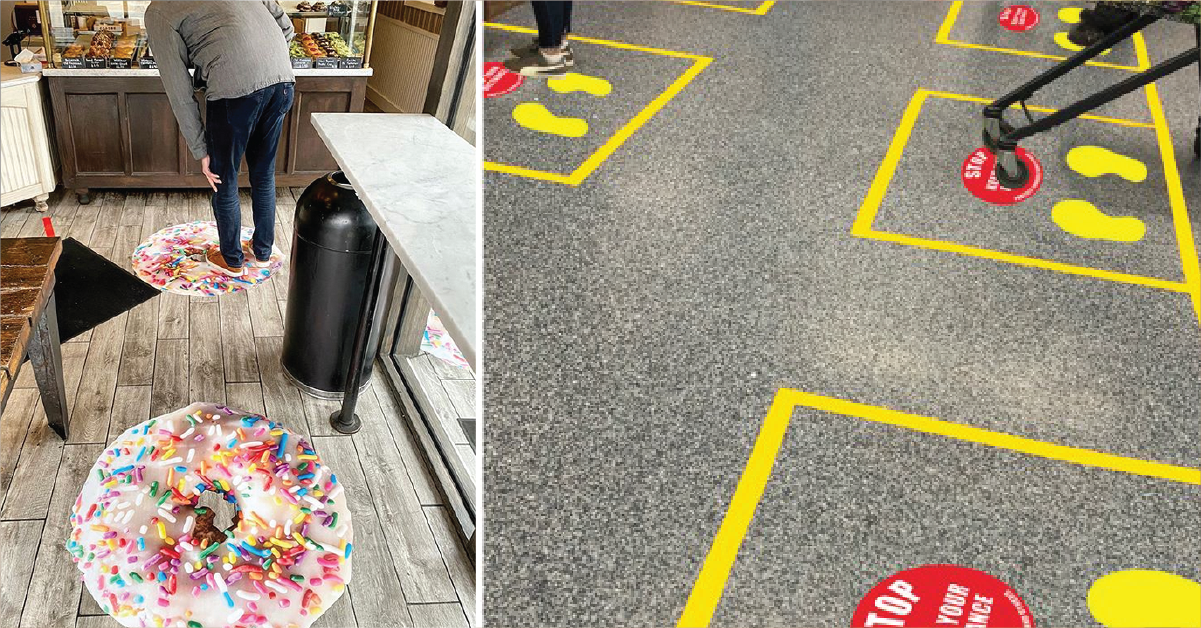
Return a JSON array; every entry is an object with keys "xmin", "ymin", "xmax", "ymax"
[
  {"xmin": 68, "ymin": 403, "xmax": 353, "ymax": 628},
  {"xmin": 132, "ymin": 221, "xmax": 286, "ymax": 297}
]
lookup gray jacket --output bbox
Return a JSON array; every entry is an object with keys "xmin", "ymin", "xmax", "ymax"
[{"xmin": 145, "ymin": 1, "xmax": 295, "ymax": 160}]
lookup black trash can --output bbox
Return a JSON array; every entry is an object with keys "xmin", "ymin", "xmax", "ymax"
[{"xmin": 282, "ymin": 171, "xmax": 388, "ymax": 398}]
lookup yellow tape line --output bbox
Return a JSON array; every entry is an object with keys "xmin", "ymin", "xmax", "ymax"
[
  {"xmin": 571, "ymin": 57, "xmax": 711, "ymax": 184},
  {"xmin": 677, "ymin": 388, "xmax": 796, "ymax": 628},
  {"xmin": 1136, "ymin": 37, "xmax": 1201, "ymax": 326},
  {"xmin": 865, "ymin": 231, "xmax": 1190, "ymax": 292},
  {"xmin": 671, "ymin": 0, "xmax": 775, "ymax": 14},
  {"xmin": 920, "ymin": 90, "xmax": 1155, "ymax": 128}
]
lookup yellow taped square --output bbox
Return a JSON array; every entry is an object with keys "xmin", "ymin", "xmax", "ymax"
[
  {"xmin": 483, "ymin": 24, "xmax": 712, "ymax": 186},
  {"xmin": 851, "ymin": 88, "xmax": 1198, "ymax": 300}
]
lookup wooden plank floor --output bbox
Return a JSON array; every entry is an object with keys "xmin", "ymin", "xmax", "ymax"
[{"xmin": 0, "ymin": 190, "xmax": 475, "ymax": 628}]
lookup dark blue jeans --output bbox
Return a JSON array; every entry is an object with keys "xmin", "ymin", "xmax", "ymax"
[
  {"xmin": 531, "ymin": 1, "xmax": 573, "ymax": 48},
  {"xmin": 205, "ymin": 81, "xmax": 294, "ymax": 267}
]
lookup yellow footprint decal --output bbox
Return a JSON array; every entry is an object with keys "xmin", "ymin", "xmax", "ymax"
[
  {"xmin": 512, "ymin": 102, "xmax": 589, "ymax": 138},
  {"xmin": 1066, "ymin": 146, "xmax": 1147, "ymax": 182},
  {"xmin": 1088, "ymin": 570, "xmax": 1201, "ymax": 628},
  {"xmin": 548, "ymin": 73, "xmax": 612, "ymax": 98},
  {"xmin": 1053, "ymin": 200, "xmax": 1144, "ymax": 242},
  {"xmin": 1057, "ymin": 7, "xmax": 1082, "ymax": 23},
  {"xmin": 1054, "ymin": 31, "xmax": 1111, "ymax": 55}
]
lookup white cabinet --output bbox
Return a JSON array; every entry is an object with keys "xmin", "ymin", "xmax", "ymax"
[{"xmin": 1, "ymin": 69, "xmax": 57, "ymax": 211}]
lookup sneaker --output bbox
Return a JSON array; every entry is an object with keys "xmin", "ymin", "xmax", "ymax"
[
  {"xmin": 1067, "ymin": 22, "xmax": 1107, "ymax": 47},
  {"xmin": 505, "ymin": 50, "xmax": 569, "ymax": 77},
  {"xmin": 242, "ymin": 244, "xmax": 272, "ymax": 268},
  {"xmin": 205, "ymin": 249, "xmax": 244, "ymax": 276},
  {"xmin": 1068, "ymin": 7, "xmax": 1138, "ymax": 47},
  {"xmin": 511, "ymin": 38, "xmax": 574, "ymax": 67}
]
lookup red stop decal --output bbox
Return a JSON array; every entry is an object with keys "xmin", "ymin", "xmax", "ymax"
[
  {"xmin": 483, "ymin": 61, "xmax": 523, "ymax": 98},
  {"xmin": 851, "ymin": 565, "xmax": 1035, "ymax": 628},
  {"xmin": 961, "ymin": 146, "xmax": 1043, "ymax": 205},
  {"xmin": 999, "ymin": 5, "xmax": 1040, "ymax": 31}
]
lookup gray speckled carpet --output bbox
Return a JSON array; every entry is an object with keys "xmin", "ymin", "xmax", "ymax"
[{"xmin": 482, "ymin": 2, "xmax": 1201, "ymax": 626}]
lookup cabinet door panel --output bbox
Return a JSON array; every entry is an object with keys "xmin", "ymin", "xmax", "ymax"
[
  {"xmin": 67, "ymin": 94, "xmax": 123, "ymax": 174},
  {"xmin": 1, "ymin": 98, "xmax": 40, "ymax": 195},
  {"xmin": 292, "ymin": 91, "xmax": 350, "ymax": 174},
  {"xmin": 127, "ymin": 93, "xmax": 180, "ymax": 174}
]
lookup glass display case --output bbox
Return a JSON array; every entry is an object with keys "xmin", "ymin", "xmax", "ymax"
[
  {"xmin": 37, "ymin": 1, "xmax": 376, "ymax": 69},
  {"xmin": 43, "ymin": 1, "xmax": 151, "ymax": 69}
]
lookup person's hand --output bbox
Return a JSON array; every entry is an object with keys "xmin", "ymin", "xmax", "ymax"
[{"xmin": 200, "ymin": 155, "xmax": 221, "ymax": 192}]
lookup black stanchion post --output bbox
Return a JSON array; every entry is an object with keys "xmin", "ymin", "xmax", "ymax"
[{"xmin": 330, "ymin": 228, "xmax": 388, "ymax": 434}]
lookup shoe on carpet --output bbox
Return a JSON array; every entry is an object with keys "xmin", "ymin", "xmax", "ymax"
[
  {"xmin": 510, "ymin": 39, "xmax": 574, "ymax": 67},
  {"xmin": 505, "ymin": 50, "xmax": 570, "ymax": 77},
  {"xmin": 1067, "ymin": 22, "xmax": 1107, "ymax": 47},
  {"xmin": 205, "ymin": 248, "xmax": 245, "ymax": 276},
  {"xmin": 1068, "ymin": 7, "xmax": 1140, "ymax": 47}
]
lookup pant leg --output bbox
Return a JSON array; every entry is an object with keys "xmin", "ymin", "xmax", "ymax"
[
  {"xmin": 531, "ymin": 1, "xmax": 566, "ymax": 48},
  {"xmin": 205, "ymin": 92, "xmax": 263, "ymax": 267},
  {"xmin": 243, "ymin": 82, "xmax": 295, "ymax": 261},
  {"xmin": 563, "ymin": 1, "xmax": 573, "ymax": 36}
]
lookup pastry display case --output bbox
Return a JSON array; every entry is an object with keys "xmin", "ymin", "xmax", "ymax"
[
  {"xmin": 43, "ymin": 2, "xmax": 153, "ymax": 70},
  {"xmin": 40, "ymin": 1, "xmax": 376, "ymax": 71},
  {"xmin": 36, "ymin": 1, "xmax": 378, "ymax": 201}
]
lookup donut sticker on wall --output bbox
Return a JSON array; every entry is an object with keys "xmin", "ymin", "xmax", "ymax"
[
  {"xmin": 68, "ymin": 402, "xmax": 353, "ymax": 628},
  {"xmin": 132, "ymin": 221, "xmax": 285, "ymax": 297}
]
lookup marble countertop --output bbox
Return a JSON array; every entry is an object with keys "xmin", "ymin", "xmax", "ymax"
[
  {"xmin": 310, "ymin": 113, "xmax": 478, "ymax": 369},
  {"xmin": 41, "ymin": 67, "xmax": 372, "ymax": 77},
  {"xmin": 1, "ymin": 64, "xmax": 42, "ymax": 87}
]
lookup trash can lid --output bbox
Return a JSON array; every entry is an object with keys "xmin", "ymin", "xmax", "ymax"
[{"xmin": 294, "ymin": 171, "xmax": 380, "ymax": 253}]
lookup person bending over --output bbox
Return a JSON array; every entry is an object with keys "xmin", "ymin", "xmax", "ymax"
[{"xmin": 146, "ymin": 1, "xmax": 296, "ymax": 277}]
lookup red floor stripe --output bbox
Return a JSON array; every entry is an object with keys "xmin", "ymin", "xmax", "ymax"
[{"xmin": 42, "ymin": 216, "xmax": 55, "ymax": 237}]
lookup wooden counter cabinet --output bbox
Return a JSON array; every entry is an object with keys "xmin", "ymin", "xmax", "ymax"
[{"xmin": 46, "ymin": 73, "xmax": 367, "ymax": 203}]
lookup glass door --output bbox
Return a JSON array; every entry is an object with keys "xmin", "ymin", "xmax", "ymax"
[
  {"xmin": 379, "ymin": 267, "xmax": 477, "ymax": 539},
  {"xmin": 375, "ymin": 0, "xmax": 477, "ymax": 538}
]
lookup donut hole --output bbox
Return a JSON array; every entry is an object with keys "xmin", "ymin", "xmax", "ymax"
[{"xmin": 192, "ymin": 490, "xmax": 240, "ymax": 545}]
